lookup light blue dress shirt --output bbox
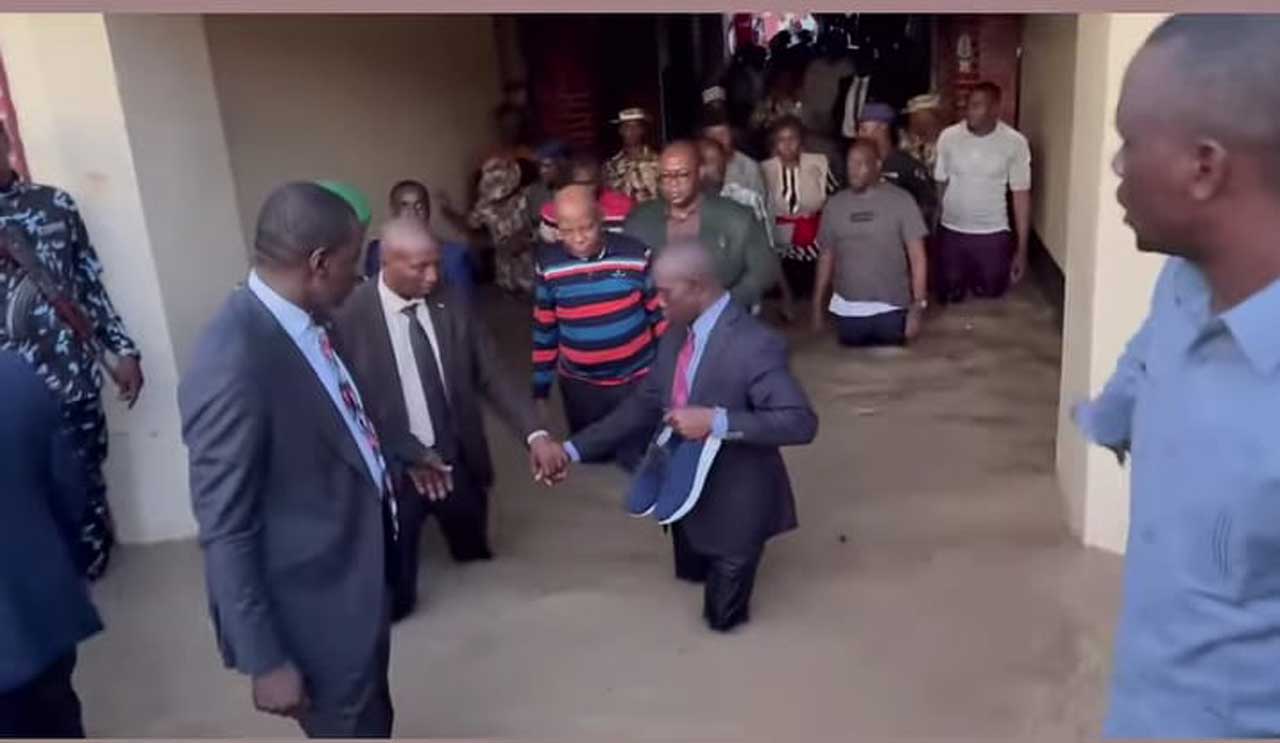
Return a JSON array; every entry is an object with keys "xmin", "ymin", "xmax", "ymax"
[
  {"xmin": 567, "ymin": 292, "xmax": 732, "ymax": 461},
  {"xmin": 1076, "ymin": 257, "xmax": 1280, "ymax": 738},
  {"xmin": 247, "ymin": 272, "xmax": 386, "ymax": 490}
]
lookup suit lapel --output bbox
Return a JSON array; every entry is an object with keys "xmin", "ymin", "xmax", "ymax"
[{"xmin": 243, "ymin": 289, "xmax": 373, "ymax": 483}]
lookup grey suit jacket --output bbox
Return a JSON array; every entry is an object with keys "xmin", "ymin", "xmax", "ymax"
[
  {"xmin": 572, "ymin": 299, "xmax": 818, "ymax": 556},
  {"xmin": 330, "ymin": 281, "xmax": 539, "ymax": 491},
  {"xmin": 178, "ymin": 287, "xmax": 389, "ymax": 707}
]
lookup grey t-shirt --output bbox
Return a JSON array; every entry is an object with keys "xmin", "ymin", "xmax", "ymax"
[{"xmin": 818, "ymin": 183, "xmax": 928, "ymax": 308}]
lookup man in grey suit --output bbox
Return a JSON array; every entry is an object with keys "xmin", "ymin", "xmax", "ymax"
[
  {"xmin": 560, "ymin": 242, "xmax": 818, "ymax": 632},
  {"xmin": 179, "ymin": 182, "xmax": 397, "ymax": 738},
  {"xmin": 332, "ymin": 217, "xmax": 566, "ymax": 622}
]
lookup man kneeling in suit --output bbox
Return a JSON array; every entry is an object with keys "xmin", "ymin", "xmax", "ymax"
[
  {"xmin": 561, "ymin": 242, "xmax": 818, "ymax": 632},
  {"xmin": 332, "ymin": 217, "xmax": 567, "ymax": 622}
]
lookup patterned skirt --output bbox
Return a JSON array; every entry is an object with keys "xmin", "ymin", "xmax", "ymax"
[{"xmin": 774, "ymin": 213, "xmax": 822, "ymax": 262}]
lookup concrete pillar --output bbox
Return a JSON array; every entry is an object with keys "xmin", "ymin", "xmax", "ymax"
[
  {"xmin": 1055, "ymin": 13, "xmax": 1168, "ymax": 553},
  {"xmin": 0, "ymin": 14, "xmax": 246, "ymax": 544}
]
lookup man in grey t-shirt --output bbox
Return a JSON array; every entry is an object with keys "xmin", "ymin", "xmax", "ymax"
[{"xmin": 812, "ymin": 139, "xmax": 930, "ymax": 347}]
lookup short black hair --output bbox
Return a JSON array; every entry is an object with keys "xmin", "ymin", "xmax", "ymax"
[
  {"xmin": 254, "ymin": 182, "xmax": 360, "ymax": 268},
  {"xmin": 770, "ymin": 114, "xmax": 805, "ymax": 141},
  {"xmin": 1145, "ymin": 14, "xmax": 1280, "ymax": 152},
  {"xmin": 389, "ymin": 179, "xmax": 428, "ymax": 202},
  {"xmin": 972, "ymin": 81, "xmax": 1002, "ymax": 102},
  {"xmin": 846, "ymin": 137, "xmax": 881, "ymax": 160}
]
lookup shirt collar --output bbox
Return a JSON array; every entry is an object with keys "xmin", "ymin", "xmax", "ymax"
[
  {"xmin": 691, "ymin": 292, "xmax": 731, "ymax": 342},
  {"xmin": 377, "ymin": 273, "xmax": 421, "ymax": 315},
  {"xmin": 1220, "ymin": 274, "xmax": 1280, "ymax": 376},
  {"xmin": 247, "ymin": 270, "xmax": 315, "ymax": 342}
]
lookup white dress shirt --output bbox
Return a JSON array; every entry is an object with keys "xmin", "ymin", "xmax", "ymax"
[{"xmin": 378, "ymin": 276, "xmax": 446, "ymax": 449}]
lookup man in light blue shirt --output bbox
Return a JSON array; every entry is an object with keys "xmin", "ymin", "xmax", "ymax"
[
  {"xmin": 1073, "ymin": 14, "xmax": 1280, "ymax": 738},
  {"xmin": 181, "ymin": 182, "xmax": 411, "ymax": 738},
  {"xmin": 246, "ymin": 271, "xmax": 386, "ymax": 489}
]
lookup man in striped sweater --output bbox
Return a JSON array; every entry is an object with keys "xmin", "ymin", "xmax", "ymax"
[{"xmin": 533, "ymin": 186, "xmax": 665, "ymax": 471}]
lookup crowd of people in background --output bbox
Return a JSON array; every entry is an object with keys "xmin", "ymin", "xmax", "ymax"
[{"xmin": 1, "ymin": 15, "xmax": 1054, "ymax": 740}]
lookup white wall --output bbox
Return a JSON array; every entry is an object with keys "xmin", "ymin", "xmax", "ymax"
[
  {"xmin": 1018, "ymin": 14, "xmax": 1078, "ymax": 269},
  {"xmin": 0, "ymin": 13, "xmax": 196, "ymax": 543},
  {"xmin": 202, "ymin": 14, "xmax": 503, "ymax": 245},
  {"xmin": 105, "ymin": 14, "xmax": 248, "ymax": 373},
  {"xmin": 1055, "ymin": 13, "xmax": 1168, "ymax": 553}
]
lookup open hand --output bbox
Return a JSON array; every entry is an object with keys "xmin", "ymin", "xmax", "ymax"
[
  {"xmin": 408, "ymin": 453, "xmax": 453, "ymax": 501},
  {"xmin": 253, "ymin": 662, "xmax": 309, "ymax": 719},
  {"xmin": 665, "ymin": 407, "xmax": 716, "ymax": 440}
]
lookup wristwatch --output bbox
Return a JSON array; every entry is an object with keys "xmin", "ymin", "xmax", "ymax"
[{"xmin": 914, "ymin": 298, "xmax": 929, "ymax": 310}]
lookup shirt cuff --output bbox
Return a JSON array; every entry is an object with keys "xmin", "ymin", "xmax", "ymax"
[
  {"xmin": 564, "ymin": 441, "xmax": 582, "ymax": 463},
  {"xmin": 1073, "ymin": 399, "xmax": 1128, "ymax": 449},
  {"xmin": 711, "ymin": 407, "xmax": 728, "ymax": 438},
  {"xmin": 526, "ymin": 430, "xmax": 550, "ymax": 447}
]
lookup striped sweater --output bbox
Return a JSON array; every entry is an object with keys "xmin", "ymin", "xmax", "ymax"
[{"xmin": 532, "ymin": 233, "xmax": 666, "ymax": 398}]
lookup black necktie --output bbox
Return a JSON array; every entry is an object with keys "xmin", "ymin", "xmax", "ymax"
[{"xmin": 401, "ymin": 304, "xmax": 457, "ymax": 461}]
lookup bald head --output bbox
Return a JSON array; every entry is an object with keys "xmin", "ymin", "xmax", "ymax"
[
  {"xmin": 379, "ymin": 216, "xmax": 442, "ymax": 300},
  {"xmin": 652, "ymin": 242, "xmax": 724, "ymax": 326},
  {"xmin": 554, "ymin": 184, "xmax": 604, "ymax": 257}
]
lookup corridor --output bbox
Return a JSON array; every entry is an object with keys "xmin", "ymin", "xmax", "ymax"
[{"xmin": 78, "ymin": 285, "xmax": 1123, "ymax": 740}]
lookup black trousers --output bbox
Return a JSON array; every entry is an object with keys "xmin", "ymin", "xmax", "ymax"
[
  {"xmin": 61, "ymin": 397, "xmax": 113, "ymax": 581},
  {"xmin": 836, "ymin": 310, "xmax": 908, "ymax": 348},
  {"xmin": 298, "ymin": 616, "xmax": 393, "ymax": 738},
  {"xmin": 0, "ymin": 651, "xmax": 84, "ymax": 738},
  {"xmin": 560, "ymin": 375, "xmax": 648, "ymax": 472},
  {"xmin": 671, "ymin": 524, "xmax": 763, "ymax": 633},
  {"xmin": 392, "ymin": 464, "xmax": 490, "ymax": 618}
]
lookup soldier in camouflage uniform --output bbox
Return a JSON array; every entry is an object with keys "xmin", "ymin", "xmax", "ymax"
[
  {"xmin": 0, "ymin": 126, "xmax": 143, "ymax": 581},
  {"xmin": 604, "ymin": 108, "xmax": 661, "ymax": 203}
]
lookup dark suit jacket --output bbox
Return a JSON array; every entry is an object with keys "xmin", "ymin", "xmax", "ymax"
[
  {"xmin": 572, "ymin": 299, "xmax": 818, "ymax": 556},
  {"xmin": 178, "ymin": 287, "xmax": 389, "ymax": 707},
  {"xmin": 330, "ymin": 281, "xmax": 539, "ymax": 491},
  {"xmin": 623, "ymin": 195, "xmax": 780, "ymax": 309},
  {"xmin": 0, "ymin": 351, "xmax": 101, "ymax": 693}
]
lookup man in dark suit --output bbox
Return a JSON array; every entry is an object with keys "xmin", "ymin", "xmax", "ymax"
[
  {"xmin": 180, "ymin": 182, "xmax": 397, "ymax": 738},
  {"xmin": 0, "ymin": 350, "xmax": 100, "ymax": 737},
  {"xmin": 561, "ymin": 242, "xmax": 818, "ymax": 632},
  {"xmin": 332, "ymin": 217, "xmax": 567, "ymax": 622}
]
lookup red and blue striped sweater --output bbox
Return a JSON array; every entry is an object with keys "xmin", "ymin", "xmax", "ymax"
[{"xmin": 532, "ymin": 233, "xmax": 666, "ymax": 398}]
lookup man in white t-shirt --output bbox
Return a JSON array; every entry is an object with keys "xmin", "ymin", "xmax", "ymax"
[{"xmin": 933, "ymin": 81, "xmax": 1032, "ymax": 302}]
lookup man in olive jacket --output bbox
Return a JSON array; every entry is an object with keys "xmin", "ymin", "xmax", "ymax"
[{"xmin": 624, "ymin": 141, "xmax": 779, "ymax": 309}]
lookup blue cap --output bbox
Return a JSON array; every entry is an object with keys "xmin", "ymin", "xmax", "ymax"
[
  {"xmin": 536, "ymin": 140, "xmax": 568, "ymax": 161},
  {"xmin": 860, "ymin": 102, "xmax": 897, "ymax": 125}
]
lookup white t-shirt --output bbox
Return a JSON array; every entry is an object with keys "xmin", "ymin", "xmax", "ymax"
[{"xmin": 934, "ymin": 121, "xmax": 1031, "ymax": 234}]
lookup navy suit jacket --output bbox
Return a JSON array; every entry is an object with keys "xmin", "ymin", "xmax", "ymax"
[
  {"xmin": 572, "ymin": 299, "xmax": 818, "ymax": 556},
  {"xmin": 0, "ymin": 350, "xmax": 101, "ymax": 693}
]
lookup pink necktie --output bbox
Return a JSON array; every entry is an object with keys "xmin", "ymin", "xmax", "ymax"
[{"xmin": 670, "ymin": 329, "xmax": 696, "ymax": 408}]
